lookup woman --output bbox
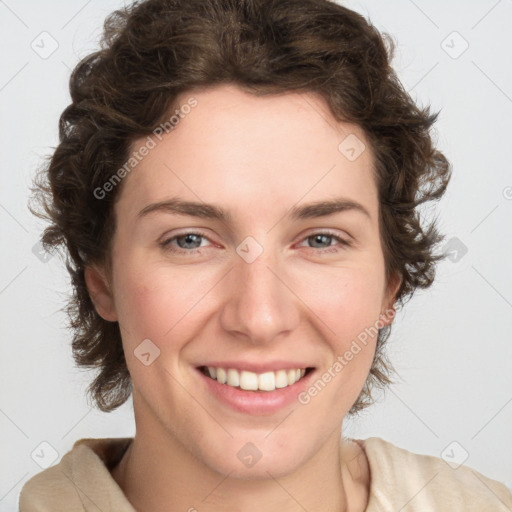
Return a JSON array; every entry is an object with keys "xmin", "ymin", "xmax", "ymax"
[{"xmin": 20, "ymin": 0, "xmax": 512, "ymax": 510}]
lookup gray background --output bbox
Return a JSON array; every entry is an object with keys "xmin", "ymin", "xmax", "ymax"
[{"xmin": 1, "ymin": 0, "xmax": 511, "ymax": 509}]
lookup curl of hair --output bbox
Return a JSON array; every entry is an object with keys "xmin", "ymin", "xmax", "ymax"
[{"xmin": 31, "ymin": 0, "xmax": 451, "ymax": 414}]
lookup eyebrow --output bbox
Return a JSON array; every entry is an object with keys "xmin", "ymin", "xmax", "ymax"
[{"xmin": 137, "ymin": 197, "xmax": 371, "ymax": 222}]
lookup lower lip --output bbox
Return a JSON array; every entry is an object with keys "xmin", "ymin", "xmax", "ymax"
[{"xmin": 196, "ymin": 367, "xmax": 315, "ymax": 415}]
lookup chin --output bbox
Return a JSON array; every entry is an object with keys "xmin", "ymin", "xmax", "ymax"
[{"xmin": 196, "ymin": 435, "xmax": 313, "ymax": 481}]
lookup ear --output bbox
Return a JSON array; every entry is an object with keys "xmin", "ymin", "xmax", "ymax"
[
  {"xmin": 84, "ymin": 265, "xmax": 118, "ymax": 322},
  {"xmin": 379, "ymin": 272, "xmax": 402, "ymax": 327}
]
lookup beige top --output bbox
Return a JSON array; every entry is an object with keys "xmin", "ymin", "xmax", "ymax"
[{"xmin": 18, "ymin": 436, "xmax": 512, "ymax": 511}]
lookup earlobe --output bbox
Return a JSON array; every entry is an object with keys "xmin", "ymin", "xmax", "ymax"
[
  {"xmin": 379, "ymin": 306, "xmax": 396, "ymax": 327},
  {"xmin": 84, "ymin": 265, "xmax": 118, "ymax": 322},
  {"xmin": 380, "ymin": 272, "xmax": 402, "ymax": 327}
]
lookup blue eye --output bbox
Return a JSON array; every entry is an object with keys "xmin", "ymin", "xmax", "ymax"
[
  {"xmin": 160, "ymin": 230, "xmax": 351, "ymax": 255},
  {"xmin": 160, "ymin": 232, "xmax": 209, "ymax": 252},
  {"xmin": 301, "ymin": 232, "xmax": 349, "ymax": 249}
]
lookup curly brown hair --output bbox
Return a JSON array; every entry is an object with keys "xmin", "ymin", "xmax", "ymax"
[{"xmin": 31, "ymin": 0, "xmax": 451, "ymax": 414}]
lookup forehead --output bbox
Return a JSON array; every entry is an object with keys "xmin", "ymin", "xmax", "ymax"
[
  {"xmin": 169, "ymin": 83, "xmax": 363, "ymax": 150},
  {"xmin": 118, "ymin": 84, "xmax": 378, "ymax": 224}
]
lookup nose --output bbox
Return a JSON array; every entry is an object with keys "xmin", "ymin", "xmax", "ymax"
[{"xmin": 218, "ymin": 245, "xmax": 301, "ymax": 345}]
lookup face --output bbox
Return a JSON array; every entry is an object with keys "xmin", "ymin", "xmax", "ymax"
[{"xmin": 88, "ymin": 83, "xmax": 399, "ymax": 479}]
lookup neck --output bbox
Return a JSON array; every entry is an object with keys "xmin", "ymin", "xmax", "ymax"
[{"xmin": 112, "ymin": 393, "xmax": 369, "ymax": 512}]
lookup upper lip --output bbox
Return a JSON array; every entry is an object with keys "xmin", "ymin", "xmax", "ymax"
[{"xmin": 197, "ymin": 361, "xmax": 315, "ymax": 373}]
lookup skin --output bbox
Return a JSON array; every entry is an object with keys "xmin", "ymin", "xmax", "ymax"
[{"xmin": 86, "ymin": 83, "xmax": 401, "ymax": 512}]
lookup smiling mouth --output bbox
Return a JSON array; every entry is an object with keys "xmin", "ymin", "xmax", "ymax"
[{"xmin": 198, "ymin": 365, "xmax": 314, "ymax": 392}]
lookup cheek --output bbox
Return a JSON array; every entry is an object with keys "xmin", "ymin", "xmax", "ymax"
[
  {"xmin": 111, "ymin": 256, "xmax": 215, "ymax": 349},
  {"xmin": 292, "ymin": 265, "xmax": 385, "ymax": 395},
  {"xmin": 292, "ymin": 263, "xmax": 386, "ymax": 342}
]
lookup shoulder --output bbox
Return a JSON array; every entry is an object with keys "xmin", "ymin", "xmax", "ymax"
[
  {"xmin": 19, "ymin": 437, "xmax": 134, "ymax": 512},
  {"xmin": 357, "ymin": 437, "xmax": 512, "ymax": 511}
]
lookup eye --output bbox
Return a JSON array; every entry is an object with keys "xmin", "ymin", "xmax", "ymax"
[
  {"xmin": 298, "ymin": 231, "xmax": 352, "ymax": 251},
  {"xmin": 160, "ymin": 231, "xmax": 212, "ymax": 253},
  {"xmin": 159, "ymin": 229, "xmax": 352, "ymax": 255}
]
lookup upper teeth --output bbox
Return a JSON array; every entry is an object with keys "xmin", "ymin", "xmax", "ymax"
[{"xmin": 204, "ymin": 366, "xmax": 306, "ymax": 391}]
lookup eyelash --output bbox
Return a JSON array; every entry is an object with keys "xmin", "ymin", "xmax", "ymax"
[{"xmin": 159, "ymin": 230, "xmax": 352, "ymax": 255}]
